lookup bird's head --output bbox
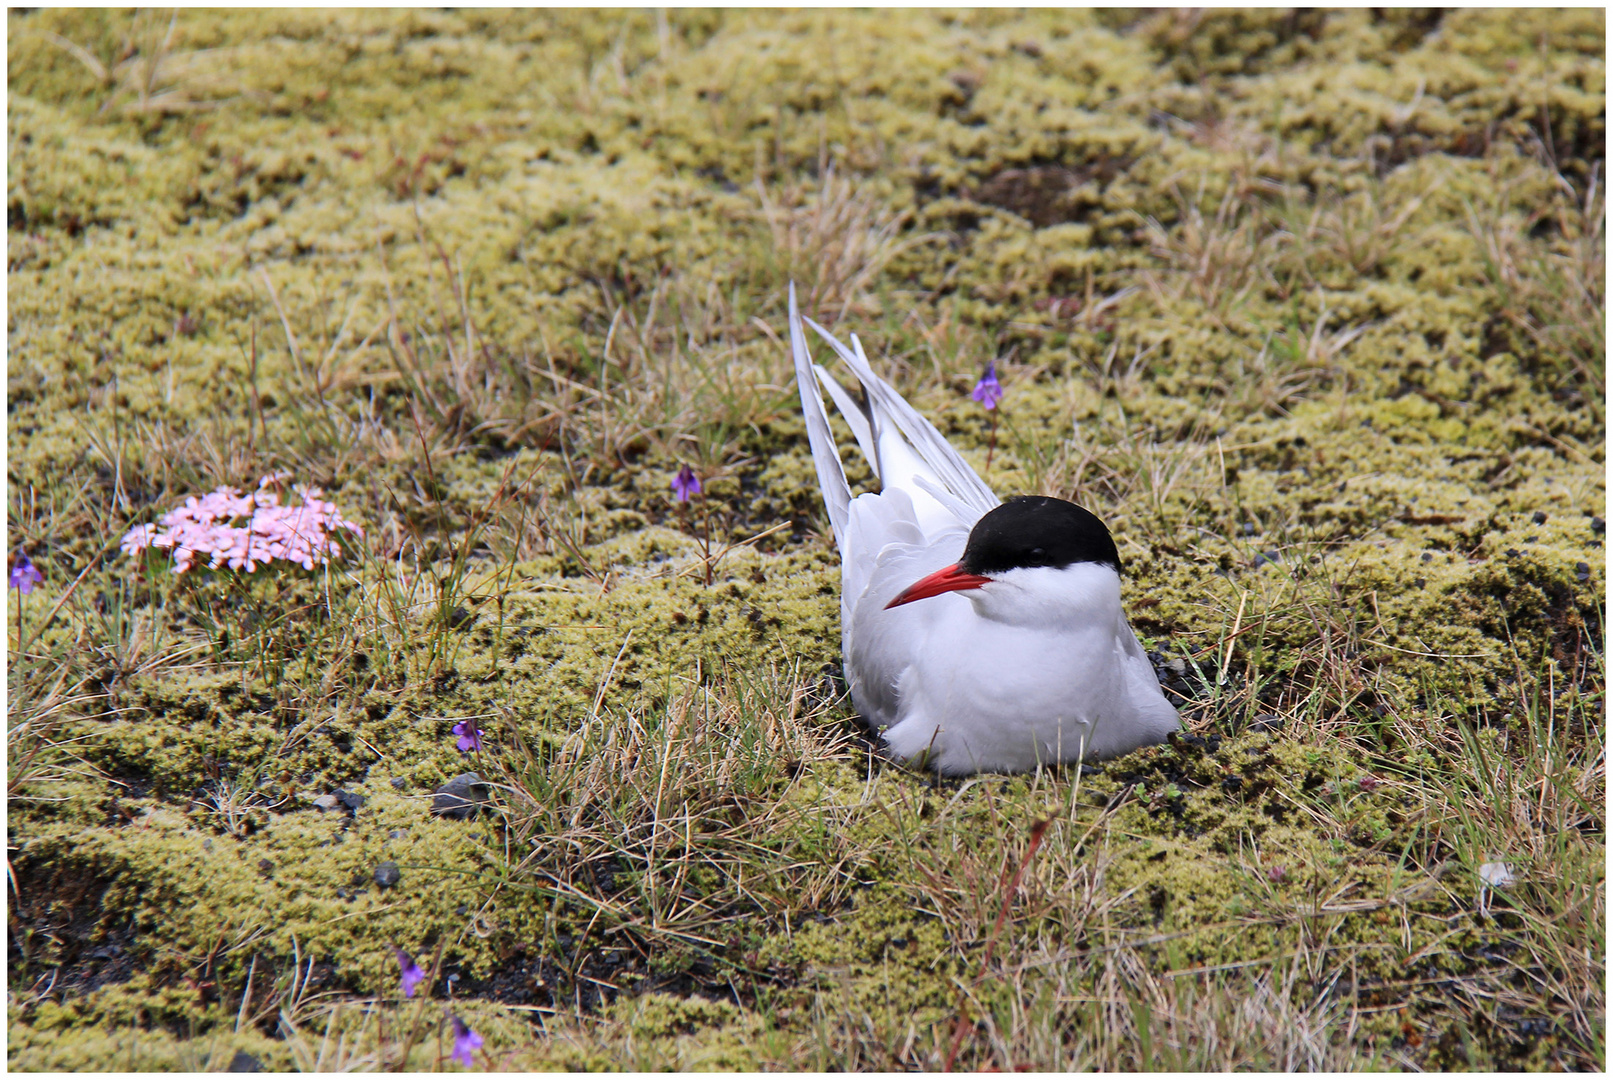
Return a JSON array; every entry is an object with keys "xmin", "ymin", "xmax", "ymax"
[{"xmin": 885, "ymin": 495, "xmax": 1121, "ymax": 613}]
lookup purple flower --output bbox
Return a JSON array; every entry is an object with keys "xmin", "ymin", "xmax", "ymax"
[
  {"xmin": 450, "ymin": 1013, "xmax": 483, "ymax": 1068},
  {"xmin": 453, "ymin": 719, "xmax": 482, "ymax": 754},
  {"xmin": 393, "ymin": 945, "xmax": 426, "ymax": 998},
  {"xmin": 970, "ymin": 361, "xmax": 1004, "ymax": 410},
  {"xmin": 10, "ymin": 551, "xmax": 43, "ymax": 594},
  {"xmin": 671, "ymin": 464, "xmax": 702, "ymax": 503}
]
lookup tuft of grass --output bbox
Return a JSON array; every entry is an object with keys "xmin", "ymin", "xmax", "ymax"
[
  {"xmin": 755, "ymin": 159, "xmax": 933, "ymax": 323},
  {"xmin": 38, "ymin": 7, "xmax": 253, "ymax": 116}
]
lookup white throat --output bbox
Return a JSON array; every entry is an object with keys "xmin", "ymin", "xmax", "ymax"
[{"xmin": 966, "ymin": 562, "xmax": 1123, "ymax": 628}]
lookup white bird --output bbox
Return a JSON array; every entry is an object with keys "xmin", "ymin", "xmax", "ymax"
[{"xmin": 788, "ymin": 285, "xmax": 1180, "ymax": 775}]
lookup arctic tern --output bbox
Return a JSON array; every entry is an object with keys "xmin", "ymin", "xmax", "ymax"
[{"xmin": 788, "ymin": 285, "xmax": 1179, "ymax": 775}]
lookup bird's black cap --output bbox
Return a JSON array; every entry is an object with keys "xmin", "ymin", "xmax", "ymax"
[{"xmin": 958, "ymin": 496, "xmax": 1121, "ymax": 575}]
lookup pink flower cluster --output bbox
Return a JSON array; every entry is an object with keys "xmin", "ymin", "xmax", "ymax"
[{"xmin": 121, "ymin": 474, "xmax": 364, "ymax": 575}]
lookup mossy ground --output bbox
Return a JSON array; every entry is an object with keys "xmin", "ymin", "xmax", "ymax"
[{"xmin": 8, "ymin": 8, "xmax": 1604, "ymax": 1071}]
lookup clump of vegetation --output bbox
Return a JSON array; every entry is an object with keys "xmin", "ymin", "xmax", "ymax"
[{"xmin": 8, "ymin": 8, "xmax": 1603, "ymax": 1071}]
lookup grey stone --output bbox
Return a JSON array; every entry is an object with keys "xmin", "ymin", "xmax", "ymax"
[
  {"xmin": 311, "ymin": 794, "xmax": 342, "ymax": 813},
  {"xmin": 431, "ymin": 772, "xmax": 489, "ymax": 820},
  {"xmin": 374, "ymin": 861, "xmax": 402, "ymax": 889}
]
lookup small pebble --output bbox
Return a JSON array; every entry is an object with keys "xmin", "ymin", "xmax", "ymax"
[
  {"xmin": 389, "ymin": 829, "xmax": 407, "ymax": 840},
  {"xmin": 1576, "ymin": 561, "xmax": 1591, "ymax": 582},
  {"xmin": 374, "ymin": 861, "xmax": 402, "ymax": 889},
  {"xmin": 432, "ymin": 773, "xmax": 490, "ymax": 820},
  {"xmin": 312, "ymin": 794, "xmax": 342, "ymax": 813},
  {"xmin": 1593, "ymin": 516, "xmax": 1605, "ymax": 535},
  {"xmin": 1421, "ymin": 552, "xmax": 1434, "ymax": 563},
  {"xmin": 1531, "ymin": 511, "xmax": 1547, "ymax": 525},
  {"xmin": 335, "ymin": 789, "xmax": 365, "ymax": 812},
  {"xmin": 1517, "ymin": 1017, "xmax": 1552, "ymax": 1040},
  {"xmin": 228, "ymin": 1050, "xmax": 264, "ymax": 1073},
  {"xmin": 391, "ymin": 777, "xmax": 408, "ymax": 791}
]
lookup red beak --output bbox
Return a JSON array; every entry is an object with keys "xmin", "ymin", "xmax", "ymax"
[{"xmin": 885, "ymin": 564, "xmax": 993, "ymax": 609}]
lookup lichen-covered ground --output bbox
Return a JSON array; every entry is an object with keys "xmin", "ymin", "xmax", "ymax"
[{"xmin": 6, "ymin": 8, "xmax": 1604, "ymax": 1071}]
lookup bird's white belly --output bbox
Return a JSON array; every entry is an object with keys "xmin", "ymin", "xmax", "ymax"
[
  {"xmin": 847, "ymin": 571, "xmax": 1178, "ymax": 775},
  {"xmin": 886, "ymin": 618, "xmax": 1117, "ymax": 773}
]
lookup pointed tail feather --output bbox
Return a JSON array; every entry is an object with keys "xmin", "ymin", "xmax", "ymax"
[
  {"xmin": 803, "ymin": 316, "xmax": 999, "ymax": 521},
  {"xmin": 789, "ymin": 284, "xmax": 852, "ymax": 553},
  {"xmin": 813, "ymin": 365, "xmax": 878, "ymax": 481}
]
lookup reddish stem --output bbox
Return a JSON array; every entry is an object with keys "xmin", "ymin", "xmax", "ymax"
[{"xmin": 943, "ymin": 817, "xmax": 1051, "ymax": 1071}]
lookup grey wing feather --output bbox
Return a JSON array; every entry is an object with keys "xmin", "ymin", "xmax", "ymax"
[{"xmin": 802, "ymin": 317, "xmax": 999, "ymax": 518}]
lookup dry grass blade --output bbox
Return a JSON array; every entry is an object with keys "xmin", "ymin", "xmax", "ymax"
[{"xmin": 756, "ymin": 161, "xmax": 930, "ymax": 322}]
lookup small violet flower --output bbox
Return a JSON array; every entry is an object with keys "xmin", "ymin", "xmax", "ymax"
[
  {"xmin": 453, "ymin": 719, "xmax": 482, "ymax": 754},
  {"xmin": 671, "ymin": 464, "xmax": 702, "ymax": 503},
  {"xmin": 393, "ymin": 945, "xmax": 426, "ymax": 999},
  {"xmin": 9, "ymin": 550, "xmax": 43, "ymax": 594},
  {"xmin": 450, "ymin": 1013, "xmax": 484, "ymax": 1068},
  {"xmin": 970, "ymin": 360, "xmax": 1004, "ymax": 410}
]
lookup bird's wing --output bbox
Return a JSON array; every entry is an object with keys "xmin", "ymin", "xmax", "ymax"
[
  {"xmin": 842, "ymin": 519, "xmax": 971, "ymax": 729},
  {"xmin": 802, "ymin": 316, "xmax": 1000, "ymax": 529}
]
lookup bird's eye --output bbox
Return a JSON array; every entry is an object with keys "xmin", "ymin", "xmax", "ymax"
[{"xmin": 1030, "ymin": 547, "xmax": 1045, "ymax": 557}]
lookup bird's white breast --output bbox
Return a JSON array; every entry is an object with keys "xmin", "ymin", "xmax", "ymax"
[{"xmin": 849, "ymin": 561, "xmax": 1178, "ymax": 774}]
